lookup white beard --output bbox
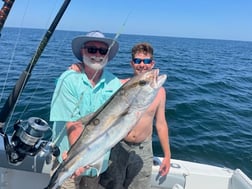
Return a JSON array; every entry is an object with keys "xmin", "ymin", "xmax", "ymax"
[{"xmin": 83, "ymin": 55, "xmax": 108, "ymax": 70}]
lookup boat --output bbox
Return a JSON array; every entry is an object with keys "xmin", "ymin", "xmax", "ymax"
[
  {"xmin": 152, "ymin": 157, "xmax": 252, "ymax": 189},
  {"xmin": 1, "ymin": 137, "xmax": 252, "ymax": 189},
  {"xmin": 0, "ymin": 1, "xmax": 252, "ymax": 189}
]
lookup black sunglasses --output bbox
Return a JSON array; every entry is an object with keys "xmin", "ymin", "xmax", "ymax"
[
  {"xmin": 133, "ymin": 58, "xmax": 152, "ymax": 64},
  {"xmin": 84, "ymin": 46, "xmax": 108, "ymax": 55}
]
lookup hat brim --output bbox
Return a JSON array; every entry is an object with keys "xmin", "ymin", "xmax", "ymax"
[{"xmin": 72, "ymin": 36, "xmax": 119, "ymax": 62}]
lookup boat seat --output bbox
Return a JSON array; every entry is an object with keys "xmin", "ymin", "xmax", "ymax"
[{"xmin": 228, "ymin": 169, "xmax": 252, "ymax": 189}]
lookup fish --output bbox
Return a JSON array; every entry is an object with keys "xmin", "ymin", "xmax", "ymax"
[{"xmin": 45, "ymin": 69, "xmax": 167, "ymax": 189}]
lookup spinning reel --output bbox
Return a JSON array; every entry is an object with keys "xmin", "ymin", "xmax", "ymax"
[{"xmin": 3, "ymin": 117, "xmax": 59, "ymax": 165}]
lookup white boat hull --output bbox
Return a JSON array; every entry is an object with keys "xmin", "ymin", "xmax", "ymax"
[
  {"xmin": 152, "ymin": 157, "xmax": 252, "ymax": 189},
  {"xmin": 0, "ymin": 137, "xmax": 251, "ymax": 189}
]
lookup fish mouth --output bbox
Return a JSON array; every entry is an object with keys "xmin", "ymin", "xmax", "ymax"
[
  {"xmin": 150, "ymin": 69, "xmax": 167, "ymax": 88},
  {"xmin": 157, "ymin": 74, "xmax": 167, "ymax": 87}
]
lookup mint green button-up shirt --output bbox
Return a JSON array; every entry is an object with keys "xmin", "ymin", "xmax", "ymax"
[{"xmin": 50, "ymin": 69, "xmax": 121, "ymax": 176}]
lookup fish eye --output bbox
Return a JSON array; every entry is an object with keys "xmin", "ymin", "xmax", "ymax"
[
  {"xmin": 93, "ymin": 118, "xmax": 100, "ymax": 125},
  {"xmin": 139, "ymin": 80, "xmax": 147, "ymax": 86},
  {"xmin": 119, "ymin": 89, "xmax": 125, "ymax": 95}
]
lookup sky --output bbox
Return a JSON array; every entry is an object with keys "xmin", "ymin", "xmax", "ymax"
[{"xmin": 3, "ymin": 0, "xmax": 252, "ymax": 42}]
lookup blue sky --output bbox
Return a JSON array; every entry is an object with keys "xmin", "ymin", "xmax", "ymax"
[{"xmin": 4, "ymin": 0, "xmax": 252, "ymax": 41}]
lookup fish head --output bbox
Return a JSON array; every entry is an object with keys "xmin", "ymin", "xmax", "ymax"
[
  {"xmin": 124, "ymin": 69, "xmax": 167, "ymax": 110},
  {"xmin": 139, "ymin": 69, "xmax": 167, "ymax": 89}
]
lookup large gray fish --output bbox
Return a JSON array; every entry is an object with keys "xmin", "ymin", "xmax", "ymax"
[{"xmin": 45, "ymin": 69, "xmax": 167, "ymax": 189}]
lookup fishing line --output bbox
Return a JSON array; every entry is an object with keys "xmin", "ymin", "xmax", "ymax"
[
  {"xmin": 2, "ymin": 0, "xmax": 45, "ymax": 127},
  {"xmin": 3, "ymin": 0, "xmax": 67, "ymax": 132},
  {"xmin": 0, "ymin": 0, "xmax": 30, "ymax": 103},
  {"xmin": 18, "ymin": 32, "xmax": 72, "ymax": 120},
  {"xmin": 0, "ymin": 0, "xmax": 71, "ymax": 133},
  {"xmin": 52, "ymin": 10, "xmax": 132, "ymax": 146},
  {"xmin": 90, "ymin": 10, "xmax": 132, "ymax": 81},
  {"xmin": 18, "ymin": 0, "xmax": 74, "ymax": 121},
  {"xmin": 2, "ymin": 0, "xmax": 32, "ymax": 132}
]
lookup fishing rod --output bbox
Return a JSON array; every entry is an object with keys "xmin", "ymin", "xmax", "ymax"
[
  {"xmin": 0, "ymin": 0, "xmax": 71, "ymax": 129},
  {"xmin": 0, "ymin": 0, "xmax": 15, "ymax": 36},
  {"xmin": 0, "ymin": 0, "xmax": 70, "ymax": 165}
]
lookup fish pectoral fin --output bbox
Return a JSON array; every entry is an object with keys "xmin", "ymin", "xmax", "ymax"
[{"xmin": 90, "ymin": 156, "xmax": 105, "ymax": 176}]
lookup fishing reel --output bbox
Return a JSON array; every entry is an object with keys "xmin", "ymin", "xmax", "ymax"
[{"xmin": 4, "ymin": 117, "xmax": 59, "ymax": 165}]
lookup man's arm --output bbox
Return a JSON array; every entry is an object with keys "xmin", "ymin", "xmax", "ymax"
[
  {"xmin": 65, "ymin": 121, "xmax": 87, "ymax": 178},
  {"xmin": 66, "ymin": 121, "xmax": 83, "ymax": 145},
  {"xmin": 155, "ymin": 87, "xmax": 171, "ymax": 176}
]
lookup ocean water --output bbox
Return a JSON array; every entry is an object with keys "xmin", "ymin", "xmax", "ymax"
[{"xmin": 0, "ymin": 27, "xmax": 251, "ymax": 178}]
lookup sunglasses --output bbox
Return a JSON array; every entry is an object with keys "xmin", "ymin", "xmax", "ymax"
[
  {"xmin": 84, "ymin": 46, "xmax": 108, "ymax": 55},
  {"xmin": 133, "ymin": 58, "xmax": 152, "ymax": 64}
]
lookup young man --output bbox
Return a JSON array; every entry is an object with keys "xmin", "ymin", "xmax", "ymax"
[
  {"xmin": 99, "ymin": 42, "xmax": 171, "ymax": 189},
  {"xmin": 50, "ymin": 31, "xmax": 121, "ymax": 189}
]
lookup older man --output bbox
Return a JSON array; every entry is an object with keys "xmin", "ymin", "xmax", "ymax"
[{"xmin": 50, "ymin": 31, "xmax": 121, "ymax": 189}]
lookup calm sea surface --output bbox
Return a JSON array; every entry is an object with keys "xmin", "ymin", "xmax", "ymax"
[{"xmin": 0, "ymin": 27, "xmax": 252, "ymax": 178}]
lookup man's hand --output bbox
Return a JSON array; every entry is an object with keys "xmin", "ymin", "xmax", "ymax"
[
  {"xmin": 62, "ymin": 151, "xmax": 89, "ymax": 178},
  {"xmin": 159, "ymin": 157, "xmax": 170, "ymax": 176},
  {"xmin": 68, "ymin": 63, "xmax": 83, "ymax": 72}
]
